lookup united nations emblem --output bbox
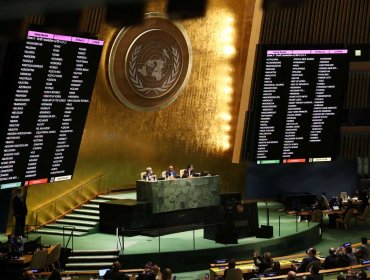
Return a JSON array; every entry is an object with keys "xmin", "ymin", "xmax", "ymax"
[{"xmin": 108, "ymin": 13, "xmax": 192, "ymax": 111}]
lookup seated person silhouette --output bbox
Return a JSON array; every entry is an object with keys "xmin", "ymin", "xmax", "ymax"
[
  {"xmin": 182, "ymin": 164, "xmax": 194, "ymax": 178},
  {"xmin": 165, "ymin": 165, "xmax": 177, "ymax": 179},
  {"xmin": 143, "ymin": 167, "xmax": 157, "ymax": 181}
]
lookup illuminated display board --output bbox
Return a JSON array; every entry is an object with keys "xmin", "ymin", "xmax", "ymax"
[
  {"xmin": 0, "ymin": 30, "xmax": 104, "ymax": 188},
  {"xmin": 247, "ymin": 45, "xmax": 349, "ymax": 164}
]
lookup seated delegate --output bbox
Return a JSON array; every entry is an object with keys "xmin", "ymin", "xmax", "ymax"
[
  {"xmin": 143, "ymin": 167, "xmax": 157, "ymax": 181},
  {"xmin": 165, "ymin": 165, "xmax": 178, "ymax": 179},
  {"xmin": 182, "ymin": 164, "xmax": 194, "ymax": 178}
]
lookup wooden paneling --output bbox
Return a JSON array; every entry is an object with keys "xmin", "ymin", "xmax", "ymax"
[{"xmin": 260, "ymin": 0, "xmax": 369, "ymax": 44}]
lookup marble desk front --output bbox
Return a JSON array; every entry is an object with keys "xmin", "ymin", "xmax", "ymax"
[{"xmin": 136, "ymin": 175, "xmax": 220, "ymax": 213}]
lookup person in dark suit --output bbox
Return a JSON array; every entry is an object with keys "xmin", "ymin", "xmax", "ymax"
[
  {"xmin": 297, "ymin": 248, "xmax": 319, "ymax": 272},
  {"xmin": 306, "ymin": 263, "xmax": 323, "ymax": 280},
  {"xmin": 323, "ymin": 248, "xmax": 338, "ymax": 269},
  {"xmin": 104, "ymin": 261, "xmax": 129, "ymax": 280},
  {"xmin": 354, "ymin": 237, "xmax": 370, "ymax": 261},
  {"xmin": 223, "ymin": 259, "xmax": 242, "ymax": 279},
  {"xmin": 182, "ymin": 164, "xmax": 194, "ymax": 178},
  {"xmin": 165, "ymin": 165, "xmax": 177, "ymax": 179},
  {"xmin": 253, "ymin": 251, "xmax": 273, "ymax": 273},
  {"xmin": 12, "ymin": 188, "xmax": 28, "ymax": 237},
  {"xmin": 143, "ymin": 167, "xmax": 156, "ymax": 181}
]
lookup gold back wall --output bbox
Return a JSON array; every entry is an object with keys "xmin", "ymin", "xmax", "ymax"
[{"xmin": 27, "ymin": 0, "xmax": 256, "ymax": 210}]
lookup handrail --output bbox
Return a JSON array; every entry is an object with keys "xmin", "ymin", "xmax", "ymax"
[
  {"xmin": 116, "ymin": 227, "xmax": 123, "ymax": 252},
  {"xmin": 28, "ymin": 175, "xmax": 108, "ymax": 231},
  {"xmin": 32, "ymin": 175, "xmax": 108, "ymax": 212},
  {"xmin": 62, "ymin": 225, "xmax": 75, "ymax": 251}
]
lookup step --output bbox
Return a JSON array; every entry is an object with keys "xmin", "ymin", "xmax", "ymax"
[
  {"xmin": 57, "ymin": 218, "xmax": 98, "ymax": 226},
  {"xmin": 65, "ymin": 262, "xmax": 113, "ymax": 268},
  {"xmin": 90, "ymin": 199, "xmax": 110, "ymax": 204},
  {"xmin": 82, "ymin": 204, "xmax": 100, "ymax": 210},
  {"xmin": 74, "ymin": 209, "xmax": 100, "ymax": 215},
  {"xmin": 97, "ymin": 194, "xmax": 122, "ymax": 200},
  {"xmin": 64, "ymin": 213, "xmax": 100, "ymax": 221},
  {"xmin": 35, "ymin": 229, "xmax": 86, "ymax": 237},
  {"xmin": 72, "ymin": 249, "xmax": 120, "ymax": 256},
  {"xmin": 68, "ymin": 255, "xmax": 118, "ymax": 262},
  {"xmin": 44, "ymin": 224, "xmax": 95, "ymax": 232}
]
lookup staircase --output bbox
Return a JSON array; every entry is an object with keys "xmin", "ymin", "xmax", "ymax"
[
  {"xmin": 35, "ymin": 195, "xmax": 120, "ymax": 237},
  {"xmin": 65, "ymin": 249, "xmax": 120, "ymax": 271}
]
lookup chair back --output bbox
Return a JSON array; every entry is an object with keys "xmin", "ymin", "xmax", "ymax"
[
  {"xmin": 225, "ymin": 268, "xmax": 243, "ymax": 280},
  {"xmin": 340, "ymin": 192, "xmax": 348, "ymax": 202},
  {"xmin": 361, "ymin": 205, "xmax": 370, "ymax": 218},
  {"xmin": 30, "ymin": 249, "xmax": 48, "ymax": 270},
  {"xmin": 161, "ymin": 171, "xmax": 167, "ymax": 178},
  {"xmin": 140, "ymin": 172, "xmax": 146, "ymax": 180},
  {"xmin": 179, "ymin": 169, "xmax": 186, "ymax": 178},
  {"xmin": 46, "ymin": 243, "xmax": 61, "ymax": 266},
  {"xmin": 311, "ymin": 210, "xmax": 323, "ymax": 223},
  {"xmin": 306, "ymin": 260, "xmax": 321, "ymax": 272},
  {"xmin": 344, "ymin": 208, "xmax": 355, "ymax": 222}
]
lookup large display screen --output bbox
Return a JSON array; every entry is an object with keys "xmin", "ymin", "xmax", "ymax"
[
  {"xmin": 246, "ymin": 45, "xmax": 350, "ymax": 164},
  {"xmin": 0, "ymin": 30, "xmax": 104, "ymax": 189}
]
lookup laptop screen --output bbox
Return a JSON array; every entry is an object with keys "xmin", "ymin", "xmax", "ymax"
[{"xmin": 333, "ymin": 205, "xmax": 339, "ymax": 210}]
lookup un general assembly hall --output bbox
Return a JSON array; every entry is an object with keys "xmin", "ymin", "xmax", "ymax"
[{"xmin": 0, "ymin": 0, "xmax": 369, "ymax": 279}]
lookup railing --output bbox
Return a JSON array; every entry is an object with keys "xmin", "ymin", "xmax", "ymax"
[
  {"xmin": 118, "ymin": 222, "xmax": 234, "ymax": 253},
  {"xmin": 62, "ymin": 225, "xmax": 75, "ymax": 251},
  {"xmin": 277, "ymin": 212, "xmax": 314, "ymax": 237},
  {"xmin": 27, "ymin": 175, "xmax": 108, "ymax": 231}
]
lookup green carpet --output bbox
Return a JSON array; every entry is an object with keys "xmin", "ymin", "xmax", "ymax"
[{"xmin": 1, "ymin": 201, "xmax": 369, "ymax": 279}]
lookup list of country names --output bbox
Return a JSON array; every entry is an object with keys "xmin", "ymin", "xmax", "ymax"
[
  {"xmin": 0, "ymin": 31, "xmax": 103, "ymax": 188},
  {"xmin": 255, "ymin": 49, "xmax": 348, "ymax": 164}
]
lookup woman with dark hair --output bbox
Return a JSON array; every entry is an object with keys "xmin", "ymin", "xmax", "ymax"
[{"xmin": 183, "ymin": 164, "xmax": 194, "ymax": 178}]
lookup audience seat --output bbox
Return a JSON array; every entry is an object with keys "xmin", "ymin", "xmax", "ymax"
[
  {"xmin": 225, "ymin": 268, "xmax": 243, "ymax": 280},
  {"xmin": 306, "ymin": 260, "xmax": 322, "ymax": 272},
  {"xmin": 140, "ymin": 172, "xmax": 146, "ymax": 180},
  {"xmin": 355, "ymin": 205, "xmax": 369, "ymax": 225},
  {"xmin": 46, "ymin": 243, "xmax": 61, "ymax": 271},
  {"xmin": 311, "ymin": 210, "xmax": 323, "ymax": 224},
  {"xmin": 179, "ymin": 169, "xmax": 186, "ymax": 177},
  {"xmin": 30, "ymin": 249, "xmax": 48, "ymax": 271},
  {"xmin": 336, "ymin": 208, "xmax": 355, "ymax": 229}
]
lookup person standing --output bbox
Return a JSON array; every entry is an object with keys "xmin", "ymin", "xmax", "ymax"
[{"xmin": 12, "ymin": 188, "xmax": 28, "ymax": 237}]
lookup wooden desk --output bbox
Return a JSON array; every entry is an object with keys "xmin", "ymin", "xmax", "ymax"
[
  {"xmin": 260, "ymin": 264, "xmax": 370, "ymax": 279},
  {"xmin": 210, "ymin": 243, "xmax": 364, "ymax": 279},
  {"xmin": 8, "ymin": 245, "xmax": 54, "ymax": 265},
  {"xmin": 209, "ymin": 253, "xmax": 322, "ymax": 279},
  {"xmin": 343, "ymin": 199, "xmax": 362, "ymax": 205},
  {"xmin": 287, "ymin": 209, "xmax": 349, "ymax": 218}
]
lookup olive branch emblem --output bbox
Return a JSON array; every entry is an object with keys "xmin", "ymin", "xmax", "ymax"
[{"xmin": 128, "ymin": 45, "xmax": 180, "ymax": 95}]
